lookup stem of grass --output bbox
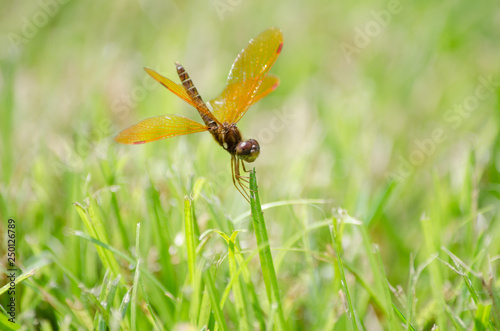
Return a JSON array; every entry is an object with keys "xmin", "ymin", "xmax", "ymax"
[
  {"xmin": 184, "ymin": 196, "xmax": 197, "ymax": 282},
  {"xmin": 131, "ymin": 223, "xmax": 141, "ymax": 331},
  {"xmin": 330, "ymin": 217, "xmax": 359, "ymax": 331},
  {"xmin": 204, "ymin": 267, "xmax": 228, "ymax": 331},
  {"xmin": 249, "ymin": 169, "xmax": 286, "ymax": 330}
]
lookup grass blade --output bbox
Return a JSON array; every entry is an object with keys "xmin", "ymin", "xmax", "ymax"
[
  {"xmin": 74, "ymin": 199, "xmax": 122, "ymax": 278},
  {"xmin": 330, "ymin": 217, "xmax": 359, "ymax": 331},
  {"xmin": 184, "ymin": 196, "xmax": 197, "ymax": 282},
  {"xmin": 228, "ymin": 231, "xmax": 251, "ymax": 331},
  {"xmin": 203, "ymin": 267, "xmax": 228, "ymax": 331},
  {"xmin": 131, "ymin": 223, "xmax": 141, "ymax": 331},
  {"xmin": 249, "ymin": 169, "xmax": 286, "ymax": 330},
  {"xmin": 421, "ymin": 213, "xmax": 446, "ymax": 329}
]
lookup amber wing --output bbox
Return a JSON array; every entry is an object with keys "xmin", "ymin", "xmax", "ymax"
[
  {"xmin": 144, "ymin": 68, "xmax": 220, "ymax": 125},
  {"xmin": 115, "ymin": 114, "xmax": 208, "ymax": 145},
  {"xmin": 208, "ymin": 27, "xmax": 283, "ymax": 124}
]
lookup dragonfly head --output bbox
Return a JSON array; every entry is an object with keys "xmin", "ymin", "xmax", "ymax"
[{"xmin": 236, "ymin": 139, "xmax": 260, "ymax": 163}]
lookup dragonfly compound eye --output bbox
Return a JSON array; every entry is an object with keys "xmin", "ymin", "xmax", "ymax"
[{"xmin": 236, "ymin": 139, "xmax": 260, "ymax": 163}]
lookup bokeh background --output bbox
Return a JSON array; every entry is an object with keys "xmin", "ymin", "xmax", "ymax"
[{"xmin": 1, "ymin": 0, "xmax": 500, "ymax": 329}]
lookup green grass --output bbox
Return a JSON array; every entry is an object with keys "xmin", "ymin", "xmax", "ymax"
[{"xmin": 1, "ymin": 0, "xmax": 500, "ymax": 329}]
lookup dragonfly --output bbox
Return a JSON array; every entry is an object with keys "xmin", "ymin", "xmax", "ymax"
[{"xmin": 115, "ymin": 27, "xmax": 283, "ymax": 201}]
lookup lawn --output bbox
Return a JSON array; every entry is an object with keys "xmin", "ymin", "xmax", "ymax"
[{"xmin": 1, "ymin": 0, "xmax": 499, "ymax": 330}]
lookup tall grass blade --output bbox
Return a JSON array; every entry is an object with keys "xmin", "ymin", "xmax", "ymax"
[
  {"xmin": 330, "ymin": 217, "xmax": 359, "ymax": 331},
  {"xmin": 249, "ymin": 169, "xmax": 286, "ymax": 330},
  {"xmin": 421, "ymin": 213, "xmax": 446, "ymax": 329},
  {"xmin": 473, "ymin": 303, "xmax": 492, "ymax": 331},
  {"xmin": 73, "ymin": 199, "xmax": 122, "ymax": 278},
  {"xmin": 228, "ymin": 231, "xmax": 251, "ymax": 331},
  {"xmin": 131, "ymin": 223, "xmax": 141, "ymax": 331},
  {"xmin": 204, "ymin": 267, "xmax": 228, "ymax": 331},
  {"xmin": 184, "ymin": 196, "xmax": 197, "ymax": 282}
]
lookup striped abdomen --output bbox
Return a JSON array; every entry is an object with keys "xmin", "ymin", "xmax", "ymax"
[{"xmin": 176, "ymin": 63, "xmax": 217, "ymax": 128}]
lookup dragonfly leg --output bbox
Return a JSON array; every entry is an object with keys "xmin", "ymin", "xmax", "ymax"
[
  {"xmin": 236, "ymin": 160, "xmax": 251, "ymax": 183},
  {"xmin": 237, "ymin": 159, "xmax": 256, "ymax": 194},
  {"xmin": 241, "ymin": 161, "xmax": 252, "ymax": 173},
  {"xmin": 236, "ymin": 160, "xmax": 251, "ymax": 182},
  {"xmin": 231, "ymin": 156, "xmax": 250, "ymax": 202}
]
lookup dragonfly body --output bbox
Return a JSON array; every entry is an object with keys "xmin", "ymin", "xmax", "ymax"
[
  {"xmin": 176, "ymin": 62, "xmax": 260, "ymax": 161},
  {"xmin": 115, "ymin": 27, "xmax": 283, "ymax": 201}
]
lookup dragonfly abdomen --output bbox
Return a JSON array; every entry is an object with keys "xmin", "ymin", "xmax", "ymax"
[{"xmin": 175, "ymin": 62, "xmax": 217, "ymax": 129}]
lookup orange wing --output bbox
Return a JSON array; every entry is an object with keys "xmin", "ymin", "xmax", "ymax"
[
  {"xmin": 208, "ymin": 27, "xmax": 283, "ymax": 124},
  {"xmin": 209, "ymin": 74, "xmax": 280, "ymax": 120},
  {"xmin": 115, "ymin": 114, "xmax": 208, "ymax": 145},
  {"xmin": 144, "ymin": 68, "xmax": 219, "ymax": 124},
  {"xmin": 247, "ymin": 74, "xmax": 280, "ymax": 104}
]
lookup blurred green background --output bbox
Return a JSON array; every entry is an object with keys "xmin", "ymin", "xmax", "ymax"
[{"xmin": 1, "ymin": 0, "xmax": 500, "ymax": 329}]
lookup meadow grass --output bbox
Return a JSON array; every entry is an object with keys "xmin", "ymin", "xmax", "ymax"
[{"xmin": 1, "ymin": 0, "xmax": 500, "ymax": 329}]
